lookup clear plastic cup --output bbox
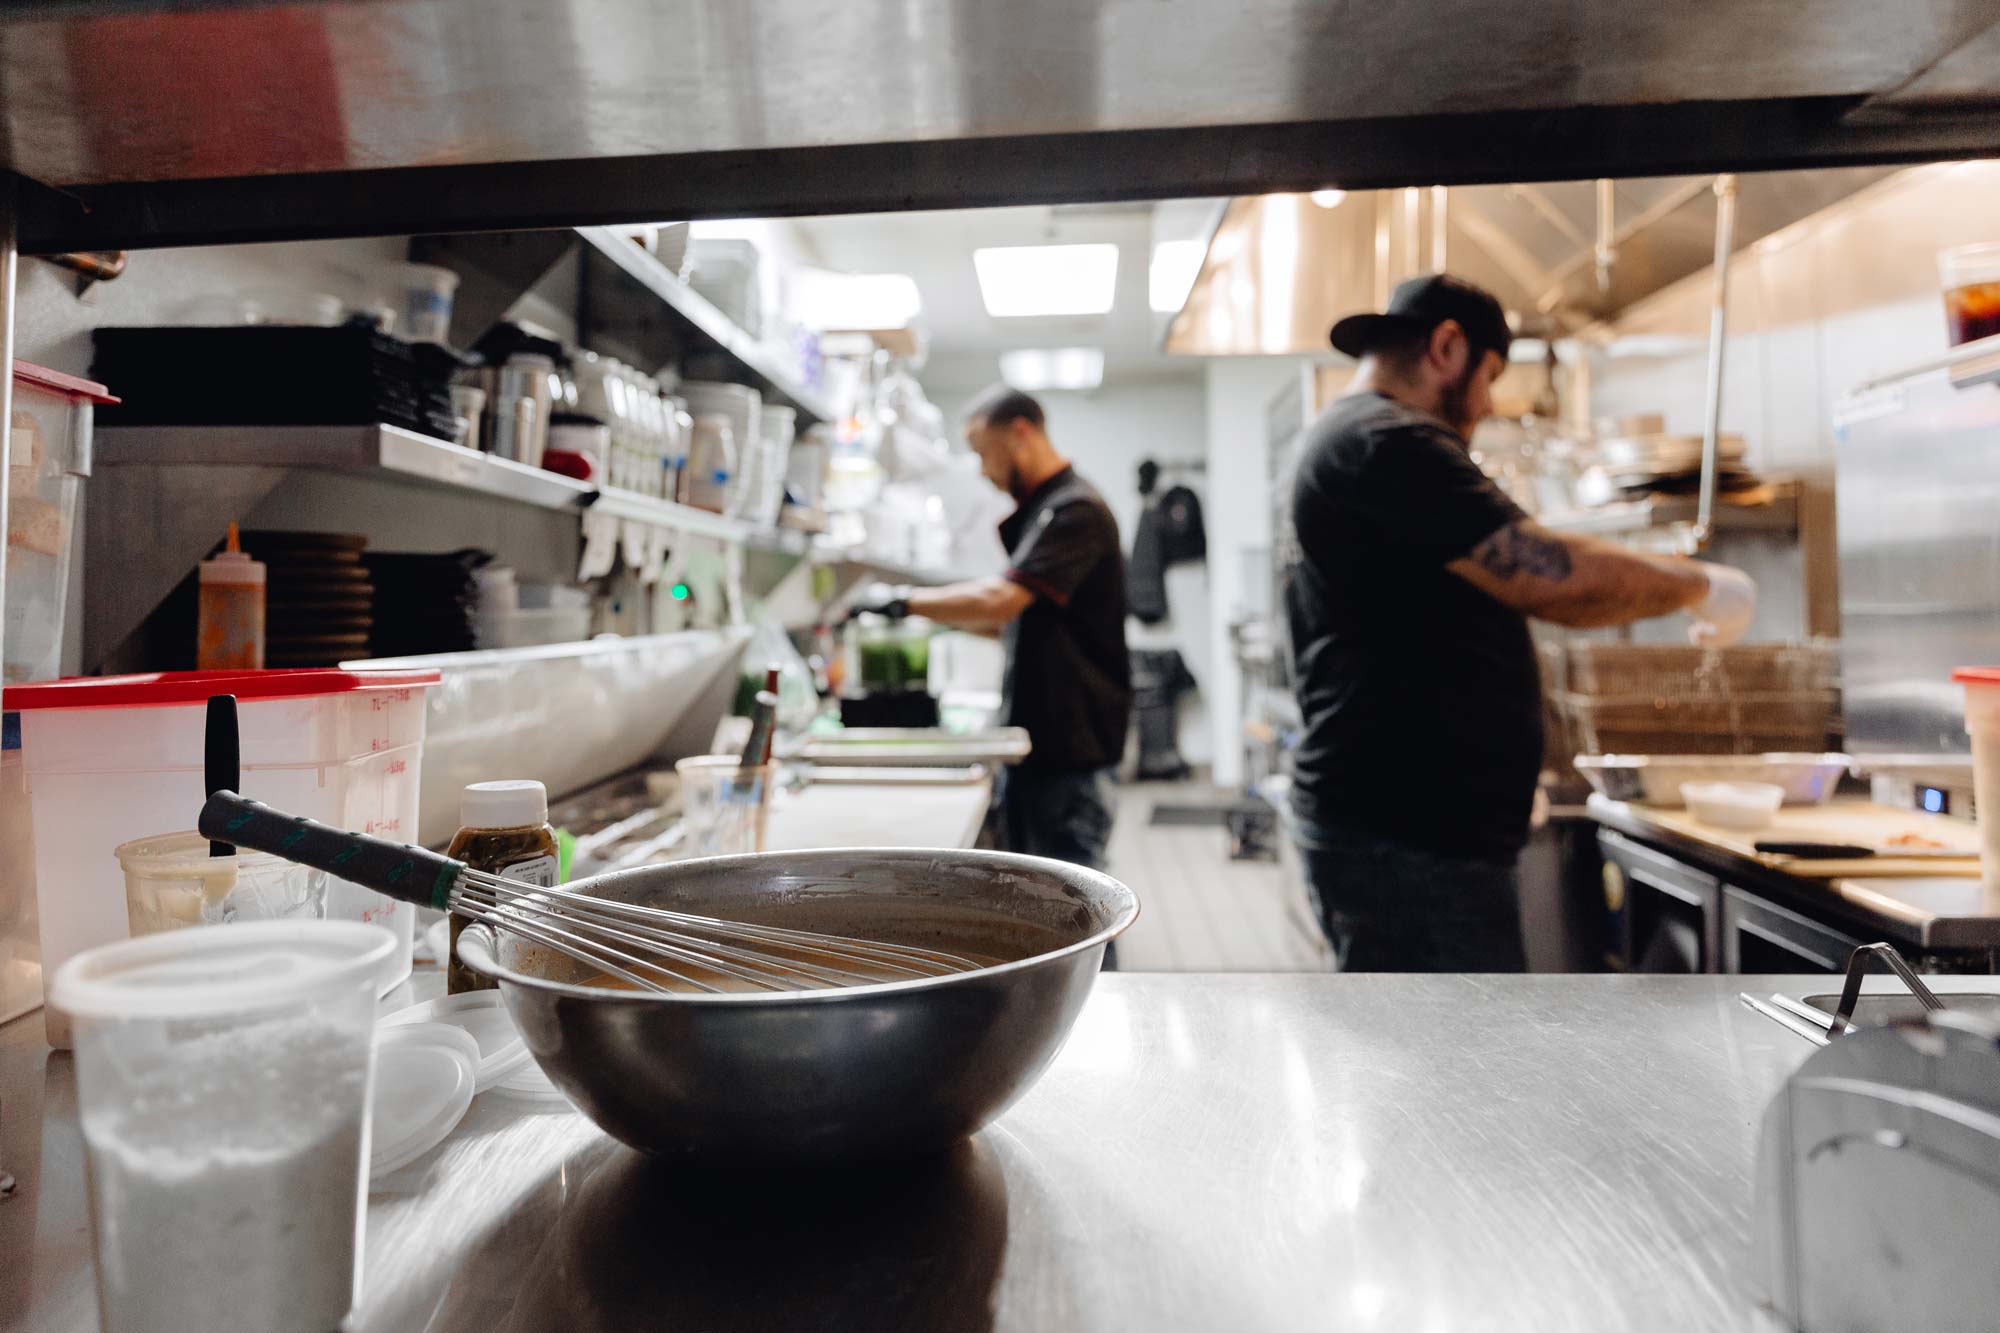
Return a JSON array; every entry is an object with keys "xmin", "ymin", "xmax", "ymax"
[
  {"xmin": 50, "ymin": 921, "xmax": 394, "ymax": 1333},
  {"xmin": 675, "ymin": 756, "xmax": 774, "ymax": 858},
  {"xmin": 115, "ymin": 830, "xmax": 328, "ymax": 936},
  {"xmin": 1938, "ymin": 243, "xmax": 2000, "ymax": 347},
  {"xmin": 1955, "ymin": 668, "xmax": 2000, "ymax": 891}
]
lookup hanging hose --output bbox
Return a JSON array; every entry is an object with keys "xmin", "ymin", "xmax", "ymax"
[{"xmin": 1694, "ymin": 175, "xmax": 1738, "ymax": 549}]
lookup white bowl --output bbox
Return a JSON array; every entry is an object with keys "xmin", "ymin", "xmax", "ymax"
[{"xmin": 1680, "ymin": 781, "xmax": 1785, "ymax": 831}]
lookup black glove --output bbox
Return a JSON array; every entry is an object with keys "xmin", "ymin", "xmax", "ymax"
[{"xmin": 846, "ymin": 582, "xmax": 912, "ymax": 622}]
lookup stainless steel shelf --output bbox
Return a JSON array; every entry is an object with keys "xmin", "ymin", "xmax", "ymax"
[
  {"xmin": 587, "ymin": 486, "xmax": 812, "ymax": 554},
  {"xmin": 574, "ymin": 227, "xmax": 840, "ymax": 425},
  {"xmin": 1540, "ymin": 485, "xmax": 1800, "ymax": 538},
  {"xmin": 810, "ymin": 543, "xmax": 974, "ymax": 587},
  {"xmin": 97, "ymin": 424, "xmax": 824, "ymax": 556},
  {"xmin": 97, "ymin": 423, "xmax": 595, "ymax": 512}
]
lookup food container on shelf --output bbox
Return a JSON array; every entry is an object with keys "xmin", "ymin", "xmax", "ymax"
[
  {"xmin": 683, "ymin": 413, "xmax": 737, "ymax": 512},
  {"xmin": 3, "ymin": 667, "xmax": 440, "ymax": 1045},
  {"xmin": 1937, "ymin": 243, "xmax": 2000, "ymax": 347},
  {"xmin": 115, "ymin": 831, "xmax": 328, "ymax": 936},
  {"xmin": 1680, "ymin": 781, "xmax": 1785, "ymax": 831},
  {"xmin": 387, "ymin": 261, "xmax": 461, "ymax": 345},
  {"xmin": 6, "ymin": 362, "xmax": 118, "ymax": 687},
  {"xmin": 1572, "ymin": 754, "xmax": 1850, "ymax": 807},
  {"xmin": 1953, "ymin": 667, "xmax": 2000, "ymax": 890}
]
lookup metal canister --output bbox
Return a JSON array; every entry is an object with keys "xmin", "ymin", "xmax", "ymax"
[{"xmin": 491, "ymin": 353, "xmax": 554, "ymax": 466}]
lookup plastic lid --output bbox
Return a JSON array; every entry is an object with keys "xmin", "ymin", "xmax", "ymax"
[
  {"xmin": 489, "ymin": 1057, "xmax": 572, "ymax": 1107},
  {"xmin": 378, "ymin": 990, "xmax": 531, "ymax": 1091},
  {"xmin": 461, "ymin": 779, "xmax": 548, "ymax": 830},
  {"xmin": 1952, "ymin": 668, "xmax": 2000, "ymax": 684},
  {"xmin": 50, "ymin": 920, "xmax": 395, "ymax": 1021},
  {"xmin": 369, "ymin": 1022, "xmax": 479, "ymax": 1176},
  {"xmin": 13, "ymin": 358, "xmax": 118, "ymax": 404},
  {"xmin": 4, "ymin": 666, "xmax": 441, "ymax": 712}
]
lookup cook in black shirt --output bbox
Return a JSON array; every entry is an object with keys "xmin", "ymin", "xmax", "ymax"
[
  {"xmin": 856, "ymin": 386, "xmax": 1131, "ymax": 872},
  {"xmin": 1290, "ymin": 275, "xmax": 1757, "ymax": 971}
]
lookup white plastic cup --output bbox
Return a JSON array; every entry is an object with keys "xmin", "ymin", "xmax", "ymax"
[
  {"xmin": 1955, "ymin": 668, "xmax": 2000, "ymax": 889},
  {"xmin": 387, "ymin": 262, "xmax": 460, "ymax": 344},
  {"xmin": 51, "ymin": 921, "xmax": 393, "ymax": 1333},
  {"xmin": 115, "ymin": 830, "xmax": 328, "ymax": 935}
]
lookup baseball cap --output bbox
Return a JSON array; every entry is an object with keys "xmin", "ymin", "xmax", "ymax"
[{"xmin": 1329, "ymin": 274, "xmax": 1513, "ymax": 362}]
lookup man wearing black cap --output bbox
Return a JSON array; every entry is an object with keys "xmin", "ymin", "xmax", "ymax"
[{"xmin": 1287, "ymin": 274, "xmax": 1756, "ymax": 972}]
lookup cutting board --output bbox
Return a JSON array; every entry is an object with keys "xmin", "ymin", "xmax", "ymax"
[{"xmin": 1634, "ymin": 802, "xmax": 1984, "ymax": 877}]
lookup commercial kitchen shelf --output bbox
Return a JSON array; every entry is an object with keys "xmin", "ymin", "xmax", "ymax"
[
  {"xmin": 98, "ymin": 423, "xmax": 813, "ymax": 551},
  {"xmin": 96, "ymin": 422, "xmax": 596, "ymax": 511},
  {"xmin": 1539, "ymin": 484, "xmax": 1801, "ymax": 538},
  {"xmin": 573, "ymin": 226, "xmax": 841, "ymax": 425}
]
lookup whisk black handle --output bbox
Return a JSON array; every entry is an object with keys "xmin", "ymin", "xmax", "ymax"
[{"xmin": 198, "ymin": 790, "xmax": 464, "ymax": 911}]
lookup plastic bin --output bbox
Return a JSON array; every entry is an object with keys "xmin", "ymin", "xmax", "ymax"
[
  {"xmin": 3, "ymin": 667, "xmax": 440, "ymax": 1045},
  {"xmin": 6, "ymin": 361, "xmax": 118, "ymax": 686}
]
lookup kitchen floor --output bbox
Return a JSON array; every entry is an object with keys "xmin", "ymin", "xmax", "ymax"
[{"xmin": 1109, "ymin": 782, "xmax": 1334, "ymax": 972}]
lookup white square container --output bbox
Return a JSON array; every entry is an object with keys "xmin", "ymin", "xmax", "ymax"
[{"xmin": 3, "ymin": 666, "xmax": 439, "ymax": 1045}]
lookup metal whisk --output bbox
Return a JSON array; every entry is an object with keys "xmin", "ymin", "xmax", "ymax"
[{"xmin": 199, "ymin": 792, "xmax": 985, "ymax": 994}]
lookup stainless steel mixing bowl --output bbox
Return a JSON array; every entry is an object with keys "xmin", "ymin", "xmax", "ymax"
[{"xmin": 456, "ymin": 846, "xmax": 1138, "ymax": 1162}]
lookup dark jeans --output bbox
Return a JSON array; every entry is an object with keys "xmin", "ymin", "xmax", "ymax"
[
  {"xmin": 999, "ymin": 766, "xmax": 1119, "ymax": 967},
  {"xmin": 1295, "ymin": 821, "xmax": 1526, "ymax": 972}
]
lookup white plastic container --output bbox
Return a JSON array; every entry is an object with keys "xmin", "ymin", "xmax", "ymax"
[
  {"xmin": 386, "ymin": 261, "xmax": 461, "ymax": 344},
  {"xmin": 3, "ymin": 666, "xmax": 440, "ymax": 1045},
  {"xmin": 52, "ymin": 921, "xmax": 391, "ymax": 1333},
  {"xmin": 1955, "ymin": 667, "xmax": 2000, "ymax": 890},
  {"xmin": 1680, "ymin": 781, "xmax": 1785, "ymax": 831},
  {"xmin": 6, "ymin": 361, "xmax": 117, "ymax": 686}
]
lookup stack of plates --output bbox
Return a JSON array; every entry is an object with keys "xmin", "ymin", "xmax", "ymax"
[
  {"xmin": 363, "ymin": 549, "xmax": 490, "ymax": 658},
  {"xmin": 243, "ymin": 531, "xmax": 374, "ymax": 667}
]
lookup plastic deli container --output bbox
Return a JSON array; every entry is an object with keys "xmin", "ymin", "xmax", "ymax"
[
  {"xmin": 52, "ymin": 921, "xmax": 392, "ymax": 1333},
  {"xmin": 115, "ymin": 830, "xmax": 328, "ymax": 935},
  {"xmin": 1954, "ymin": 667, "xmax": 2000, "ymax": 890},
  {"xmin": 3, "ymin": 667, "xmax": 440, "ymax": 1045},
  {"xmin": 386, "ymin": 261, "xmax": 461, "ymax": 344},
  {"xmin": 1938, "ymin": 243, "xmax": 2000, "ymax": 347},
  {"xmin": 1679, "ymin": 781, "xmax": 1785, "ymax": 832},
  {"xmin": 5, "ymin": 361, "xmax": 118, "ymax": 687}
]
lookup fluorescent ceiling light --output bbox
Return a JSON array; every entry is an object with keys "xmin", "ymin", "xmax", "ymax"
[
  {"xmin": 790, "ymin": 268, "xmax": 923, "ymax": 331},
  {"xmin": 973, "ymin": 244, "xmax": 1118, "ymax": 318},
  {"xmin": 1149, "ymin": 239, "xmax": 1206, "ymax": 314},
  {"xmin": 1310, "ymin": 188, "xmax": 1348, "ymax": 209},
  {"xmin": 998, "ymin": 347, "xmax": 1104, "ymax": 392}
]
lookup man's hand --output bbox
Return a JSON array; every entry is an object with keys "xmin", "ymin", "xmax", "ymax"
[
  {"xmin": 844, "ymin": 582, "xmax": 912, "ymax": 623},
  {"xmin": 1687, "ymin": 563, "xmax": 1756, "ymax": 648}
]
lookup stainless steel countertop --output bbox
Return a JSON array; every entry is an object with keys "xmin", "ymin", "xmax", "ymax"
[
  {"xmin": 0, "ymin": 971, "xmax": 1879, "ymax": 1331},
  {"xmin": 1588, "ymin": 794, "xmax": 2000, "ymax": 948}
]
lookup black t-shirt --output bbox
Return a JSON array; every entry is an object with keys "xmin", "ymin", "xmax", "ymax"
[
  {"xmin": 1000, "ymin": 468, "xmax": 1132, "ymax": 772},
  {"xmin": 1285, "ymin": 392, "xmax": 1542, "ymax": 862}
]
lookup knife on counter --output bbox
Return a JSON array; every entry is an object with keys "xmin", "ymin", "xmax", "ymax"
[{"xmin": 1753, "ymin": 840, "xmax": 1977, "ymax": 860}]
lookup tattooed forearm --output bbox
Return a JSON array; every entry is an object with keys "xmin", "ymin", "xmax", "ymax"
[
  {"xmin": 1471, "ymin": 522, "xmax": 1574, "ymax": 581},
  {"xmin": 1449, "ymin": 520, "xmax": 1710, "ymax": 627}
]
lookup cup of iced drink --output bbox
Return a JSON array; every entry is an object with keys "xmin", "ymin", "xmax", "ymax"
[
  {"xmin": 1938, "ymin": 243, "xmax": 2000, "ymax": 346},
  {"xmin": 51, "ymin": 921, "xmax": 393, "ymax": 1333}
]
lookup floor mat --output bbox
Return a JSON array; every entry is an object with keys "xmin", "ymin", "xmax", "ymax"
[{"xmin": 1148, "ymin": 803, "xmax": 1234, "ymax": 828}]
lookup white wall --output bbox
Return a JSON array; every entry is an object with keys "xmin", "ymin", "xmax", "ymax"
[
  {"xmin": 927, "ymin": 375, "xmax": 1215, "ymax": 767},
  {"xmin": 1201, "ymin": 357, "xmax": 1308, "ymax": 786}
]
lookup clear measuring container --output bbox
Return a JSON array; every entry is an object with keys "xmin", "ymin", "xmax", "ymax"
[
  {"xmin": 675, "ymin": 756, "xmax": 774, "ymax": 858},
  {"xmin": 115, "ymin": 830, "xmax": 328, "ymax": 936},
  {"xmin": 51, "ymin": 921, "xmax": 393, "ymax": 1333}
]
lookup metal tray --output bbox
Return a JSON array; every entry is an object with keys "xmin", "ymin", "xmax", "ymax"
[
  {"xmin": 795, "ymin": 728, "xmax": 1031, "ymax": 768},
  {"xmin": 1573, "ymin": 753, "xmax": 1849, "ymax": 806}
]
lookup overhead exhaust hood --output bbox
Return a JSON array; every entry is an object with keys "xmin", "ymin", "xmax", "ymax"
[{"xmin": 1164, "ymin": 166, "xmax": 1895, "ymax": 356}]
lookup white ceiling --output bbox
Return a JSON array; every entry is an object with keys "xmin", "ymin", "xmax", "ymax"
[{"xmin": 788, "ymin": 201, "xmax": 1217, "ymax": 389}]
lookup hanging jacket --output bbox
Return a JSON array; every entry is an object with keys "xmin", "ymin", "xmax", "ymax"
[{"xmin": 1127, "ymin": 483, "xmax": 1207, "ymax": 625}]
